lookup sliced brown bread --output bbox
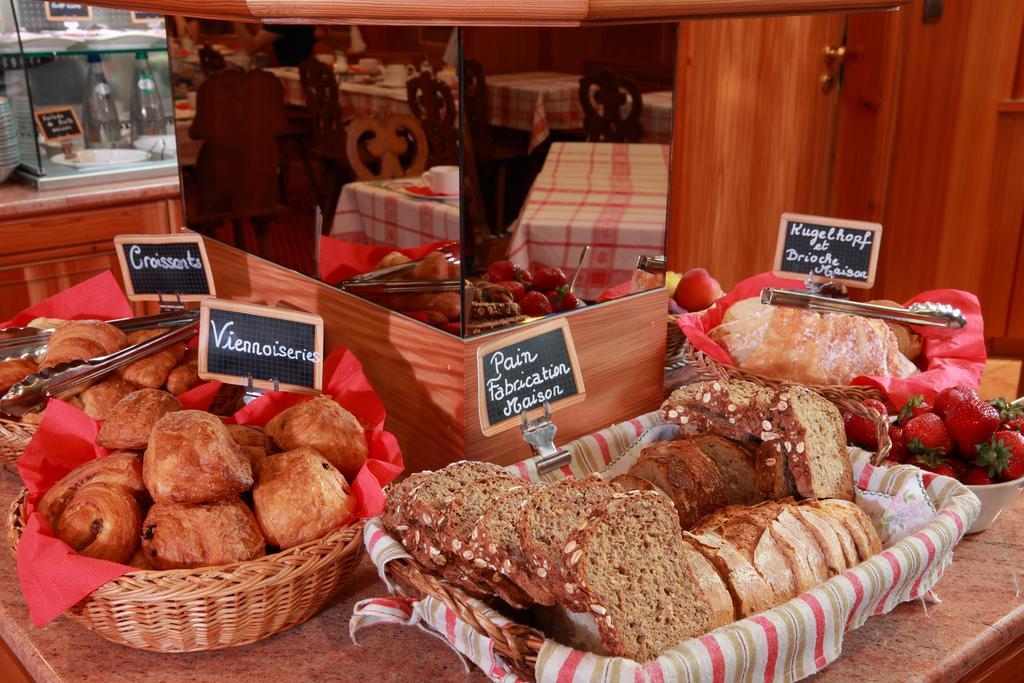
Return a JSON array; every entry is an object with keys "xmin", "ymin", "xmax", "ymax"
[
  {"xmin": 799, "ymin": 500, "xmax": 859, "ymax": 567},
  {"xmin": 678, "ymin": 536, "xmax": 736, "ymax": 630},
  {"xmin": 662, "ymin": 380, "xmax": 772, "ymax": 445},
  {"xmin": 756, "ymin": 441, "xmax": 799, "ymax": 500},
  {"xmin": 629, "ymin": 440, "xmax": 729, "ymax": 530},
  {"xmin": 609, "ymin": 473, "xmax": 663, "ymax": 495},
  {"xmin": 684, "ymin": 529, "xmax": 777, "ymax": 618},
  {"xmin": 517, "ymin": 475, "xmax": 614, "ymax": 603},
  {"xmin": 436, "ymin": 475, "xmax": 535, "ymax": 608},
  {"xmin": 767, "ymin": 506, "xmax": 830, "ymax": 594},
  {"xmin": 381, "ymin": 471, "xmax": 432, "ymax": 535},
  {"xmin": 467, "ymin": 481, "xmax": 555, "ymax": 606},
  {"xmin": 560, "ymin": 491, "xmax": 716, "ymax": 661},
  {"xmin": 791, "ymin": 505, "xmax": 849, "ymax": 575},
  {"xmin": 816, "ymin": 499, "xmax": 882, "ymax": 561},
  {"xmin": 686, "ymin": 435, "xmax": 762, "ymax": 504}
]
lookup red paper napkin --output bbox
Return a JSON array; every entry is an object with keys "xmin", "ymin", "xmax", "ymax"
[
  {"xmin": 15, "ymin": 345, "xmax": 402, "ymax": 627},
  {"xmin": 1, "ymin": 271, "xmax": 133, "ymax": 328},
  {"xmin": 318, "ymin": 235, "xmax": 454, "ymax": 283},
  {"xmin": 677, "ymin": 272, "xmax": 986, "ymax": 407}
]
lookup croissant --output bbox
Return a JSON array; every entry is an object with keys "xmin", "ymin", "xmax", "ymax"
[
  {"xmin": 265, "ymin": 396, "xmax": 368, "ymax": 481},
  {"xmin": 79, "ymin": 377, "xmax": 136, "ymax": 422},
  {"xmin": 141, "ymin": 497, "xmax": 265, "ymax": 569},
  {"xmin": 41, "ymin": 320, "xmax": 127, "ymax": 369},
  {"xmin": 52, "ymin": 482, "xmax": 143, "ymax": 563},
  {"xmin": 166, "ymin": 347, "xmax": 200, "ymax": 395},
  {"xmin": 0, "ymin": 358, "xmax": 37, "ymax": 395},
  {"xmin": 96, "ymin": 389, "xmax": 181, "ymax": 450},
  {"xmin": 226, "ymin": 424, "xmax": 271, "ymax": 473},
  {"xmin": 37, "ymin": 451, "xmax": 146, "ymax": 527},
  {"xmin": 117, "ymin": 329, "xmax": 186, "ymax": 389}
]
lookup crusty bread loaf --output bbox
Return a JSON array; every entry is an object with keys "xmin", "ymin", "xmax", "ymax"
[
  {"xmin": 560, "ymin": 491, "xmax": 717, "ymax": 661},
  {"xmin": 814, "ymin": 499, "xmax": 881, "ymax": 561},
  {"xmin": 798, "ymin": 500, "xmax": 859, "ymax": 567},
  {"xmin": 629, "ymin": 440, "xmax": 729, "ymax": 529},
  {"xmin": 792, "ymin": 505, "xmax": 848, "ymax": 575},
  {"xmin": 686, "ymin": 435, "xmax": 762, "ymax": 505},
  {"xmin": 684, "ymin": 529, "xmax": 777, "ymax": 618},
  {"xmin": 609, "ymin": 473, "xmax": 662, "ymax": 495},
  {"xmin": 769, "ymin": 386, "xmax": 853, "ymax": 501},
  {"xmin": 768, "ymin": 507, "xmax": 830, "ymax": 594}
]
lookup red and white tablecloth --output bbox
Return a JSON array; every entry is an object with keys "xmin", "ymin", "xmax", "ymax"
[
  {"xmin": 486, "ymin": 72, "xmax": 673, "ymax": 152},
  {"xmin": 508, "ymin": 142, "xmax": 669, "ymax": 301},
  {"xmin": 267, "ymin": 67, "xmax": 412, "ymax": 119},
  {"xmin": 330, "ymin": 180, "xmax": 460, "ymax": 248}
]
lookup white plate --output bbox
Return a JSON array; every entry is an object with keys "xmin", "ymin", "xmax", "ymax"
[
  {"xmin": 1, "ymin": 33, "xmax": 83, "ymax": 52},
  {"xmin": 387, "ymin": 181, "xmax": 459, "ymax": 202},
  {"xmin": 133, "ymin": 135, "xmax": 177, "ymax": 158},
  {"xmin": 51, "ymin": 149, "xmax": 149, "ymax": 170},
  {"xmin": 84, "ymin": 32, "xmax": 166, "ymax": 50},
  {"xmin": 378, "ymin": 80, "xmax": 407, "ymax": 89}
]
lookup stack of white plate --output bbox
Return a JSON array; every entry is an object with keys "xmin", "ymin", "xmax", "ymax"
[{"xmin": 0, "ymin": 97, "xmax": 20, "ymax": 184}]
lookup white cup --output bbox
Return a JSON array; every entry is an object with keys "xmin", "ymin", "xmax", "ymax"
[
  {"xmin": 422, "ymin": 165, "xmax": 459, "ymax": 196},
  {"xmin": 315, "ymin": 53, "xmax": 335, "ymax": 65},
  {"xmin": 383, "ymin": 63, "xmax": 413, "ymax": 85},
  {"xmin": 335, "ymin": 51, "xmax": 349, "ymax": 70},
  {"xmin": 358, "ymin": 57, "xmax": 381, "ymax": 73}
]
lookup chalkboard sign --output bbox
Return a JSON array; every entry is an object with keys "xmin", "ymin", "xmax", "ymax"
[
  {"xmin": 476, "ymin": 318, "xmax": 586, "ymax": 436},
  {"xmin": 199, "ymin": 299, "xmax": 324, "ymax": 395},
  {"xmin": 114, "ymin": 234, "xmax": 216, "ymax": 302},
  {"xmin": 773, "ymin": 213, "xmax": 883, "ymax": 288},
  {"xmin": 131, "ymin": 11, "xmax": 163, "ymax": 23},
  {"xmin": 33, "ymin": 107, "xmax": 82, "ymax": 142},
  {"xmin": 44, "ymin": 2, "xmax": 92, "ymax": 21}
]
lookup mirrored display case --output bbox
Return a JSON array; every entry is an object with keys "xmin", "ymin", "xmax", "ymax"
[{"xmin": 0, "ymin": 1, "xmax": 174, "ymax": 188}]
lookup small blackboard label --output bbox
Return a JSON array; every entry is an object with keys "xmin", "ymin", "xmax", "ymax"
[
  {"xmin": 131, "ymin": 11, "xmax": 163, "ymax": 23},
  {"xmin": 114, "ymin": 234, "xmax": 216, "ymax": 302},
  {"xmin": 33, "ymin": 107, "xmax": 82, "ymax": 142},
  {"xmin": 476, "ymin": 318, "xmax": 585, "ymax": 436},
  {"xmin": 199, "ymin": 299, "xmax": 324, "ymax": 395},
  {"xmin": 44, "ymin": 2, "xmax": 92, "ymax": 21},
  {"xmin": 773, "ymin": 212, "xmax": 883, "ymax": 288}
]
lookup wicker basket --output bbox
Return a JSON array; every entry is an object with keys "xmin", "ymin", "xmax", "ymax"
[
  {"xmin": 8, "ymin": 490, "xmax": 364, "ymax": 652},
  {"xmin": 0, "ymin": 419, "xmax": 35, "ymax": 465}
]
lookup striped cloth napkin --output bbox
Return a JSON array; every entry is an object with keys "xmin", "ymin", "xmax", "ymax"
[{"xmin": 352, "ymin": 414, "xmax": 980, "ymax": 682}]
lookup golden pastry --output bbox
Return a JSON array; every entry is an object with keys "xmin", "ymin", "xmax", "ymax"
[
  {"xmin": 0, "ymin": 358, "xmax": 37, "ymax": 395},
  {"xmin": 79, "ymin": 377, "xmax": 136, "ymax": 421},
  {"xmin": 253, "ymin": 447, "xmax": 357, "ymax": 549},
  {"xmin": 266, "ymin": 396, "xmax": 368, "ymax": 481},
  {"xmin": 140, "ymin": 497, "xmax": 265, "ymax": 569},
  {"xmin": 41, "ymin": 320, "xmax": 127, "ymax": 369},
  {"xmin": 128, "ymin": 546, "xmax": 153, "ymax": 570},
  {"xmin": 26, "ymin": 317, "xmax": 64, "ymax": 330},
  {"xmin": 96, "ymin": 389, "xmax": 181, "ymax": 450},
  {"xmin": 117, "ymin": 329, "xmax": 186, "ymax": 389},
  {"xmin": 226, "ymin": 424, "xmax": 271, "ymax": 472},
  {"xmin": 143, "ymin": 410, "xmax": 253, "ymax": 504},
  {"xmin": 166, "ymin": 347, "xmax": 200, "ymax": 396},
  {"xmin": 37, "ymin": 451, "xmax": 146, "ymax": 527},
  {"xmin": 52, "ymin": 482, "xmax": 143, "ymax": 563},
  {"xmin": 374, "ymin": 251, "xmax": 412, "ymax": 270}
]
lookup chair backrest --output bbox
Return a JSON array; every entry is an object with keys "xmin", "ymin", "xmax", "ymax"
[
  {"xmin": 578, "ymin": 68, "xmax": 644, "ymax": 143},
  {"xmin": 345, "ymin": 113, "xmax": 429, "ymax": 181},
  {"xmin": 405, "ymin": 72, "xmax": 458, "ymax": 166},
  {"xmin": 462, "ymin": 59, "xmax": 494, "ymax": 163},
  {"xmin": 198, "ymin": 44, "xmax": 228, "ymax": 76},
  {"xmin": 298, "ymin": 56, "xmax": 346, "ymax": 161}
]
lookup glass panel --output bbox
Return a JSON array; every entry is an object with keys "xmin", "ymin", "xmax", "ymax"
[{"xmin": 461, "ymin": 25, "xmax": 675, "ymax": 336}]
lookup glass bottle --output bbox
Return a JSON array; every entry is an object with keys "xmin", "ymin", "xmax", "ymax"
[
  {"xmin": 82, "ymin": 54, "xmax": 121, "ymax": 148},
  {"xmin": 129, "ymin": 52, "xmax": 165, "ymax": 139}
]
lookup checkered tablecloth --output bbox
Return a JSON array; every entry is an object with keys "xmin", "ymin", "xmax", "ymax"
[
  {"xmin": 330, "ymin": 180, "xmax": 460, "ymax": 248},
  {"xmin": 508, "ymin": 142, "xmax": 669, "ymax": 301},
  {"xmin": 267, "ymin": 67, "xmax": 412, "ymax": 119},
  {"xmin": 486, "ymin": 72, "xmax": 673, "ymax": 152}
]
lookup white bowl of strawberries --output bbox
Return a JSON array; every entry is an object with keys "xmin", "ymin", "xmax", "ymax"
[{"xmin": 844, "ymin": 386, "xmax": 1024, "ymax": 534}]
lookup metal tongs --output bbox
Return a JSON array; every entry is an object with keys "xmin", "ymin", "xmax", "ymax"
[
  {"xmin": 761, "ymin": 288, "xmax": 967, "ymax": 329},
  {"xmin": 0, "ymin": 309, "xmax": 199, "ymax": 362},
  {"xmin": 0, "ymin": 321, "xmax": 198, "ymax": 417},
  {"xmin": 339, "ymin": 241, "xmax": 460, "ymax": 286},
  {"xmin": 340, "ymin": 280, "xmax": 462, "ymax": 295}
]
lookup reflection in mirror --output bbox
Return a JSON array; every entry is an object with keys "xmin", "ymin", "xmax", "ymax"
[
  {"xmin": 169, "ymin": 21, "xmax": 463, "ymax": 334},
  {"xmin": 461, "ymin": 25, "xmax": 675, "ymax": 336}
]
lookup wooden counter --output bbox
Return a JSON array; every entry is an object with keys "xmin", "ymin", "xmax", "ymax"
[{"xmin": 0, "ymin": 464, "xmax": 1022, "ymax": 682}]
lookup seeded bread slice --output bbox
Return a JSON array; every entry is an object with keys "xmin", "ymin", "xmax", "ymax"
[
  {"xmin": 629, "ymin": 440, "xmax": 729, "ymax": 529},
  {"xmin": 517, "ymin": 475, "xmax": 614, "ymax": 603},
  {"xmin": 436, "ymin": 476, "xmax": 534, "ymax": 608},
  {"xmin": 662, "ymin": 380, "xmax": 772, "ymax": 444},
  {"xmin": 560, "ymin": 491, "xmax": 716, "ymax": 661},
  {"xmin": 684, "ymin": 529, "xmax": 777, "ymax": 618},
  {"xmin": 816, "ymin": 499, "xmax": 882, "ymax": 561},
  {"xmin": 756, "ymin": 441, "xmax": 799, "ymax": 500},
  {"xmin": 686, "ymin": 435, "xmax": 762, "ymax": 505},
  {"xmin": 799, "ymin": 500, "xmax": 859, "ymax": 567},
  {"xmin": 381, "ymin": 471, "xmax": 432, "ymax": 536}
]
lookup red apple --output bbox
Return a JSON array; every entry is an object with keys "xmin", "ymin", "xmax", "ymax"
[{"xmin": 674, "ymin": 268, "xmax": 723, "ymax": 312}]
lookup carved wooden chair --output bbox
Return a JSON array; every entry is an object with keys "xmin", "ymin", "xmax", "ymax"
[
  {"xmin": 198, "ymin": 44, "xmax": 228, "ymax": 76},
  {"xmin": 299, "ymin": 56, "xmax": 350, "ymax": 228},
  {"xmin": 345, "ymin": 113, "xmax": 428, "ymax": 181},
  {"xmin": 405, "ymin": 72, "xmax": 458, "ymax": 166},
  {"xmin": 578, "ymin": 68, "xmax": 644, "ymax": 143}
]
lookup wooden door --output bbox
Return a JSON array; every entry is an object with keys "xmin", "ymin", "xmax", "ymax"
[{"xmin": 668, "ymin": 13, "xmax": 847, "ymax": 289}]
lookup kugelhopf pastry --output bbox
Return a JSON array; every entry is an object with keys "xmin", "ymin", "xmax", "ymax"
[
  {"xmin": 709, "ymin": 297, "xmax": 917, "ymax": 385},
  {"xmin": 0, "ymin": 358, "xmax": 37, "ymax": 395},
  {"xmin": 79, "ymin": 377, "xmax": 136, "ymax": 421},
  {"xmin": 226, "ymin": 424, "xmax": 271, "ymax": 472},
  {"xmin": 144, "ymin": 410, "xmax": 253, "ymax": 503},
  {"xmin": 117, "ymin": 329, "xmax": 186, "ymax": 389},
  {"xmin": 96, "ymin": 389, "xmax": 181, "ymax": 450},
  {"xmin": 140, "ymin": 497, "xmax": 265, "ymax": 569},
  {"xmin": 38, "ymin": 451, "xmax": 146, "ymax": 526},
  {"xmin": 265, "ymin": 396, "xmax": 367, "ymax": 481},
  {"xmin": 166, "ymin": 348, "xmax": 200, "ymax": 395},
  {"xmin": 252, "ymin": 447, "xmax": 357, "ymax": 549},
  {"xmin": 40, "ymin": 320, "xmax": 127, "ymax": 369}
]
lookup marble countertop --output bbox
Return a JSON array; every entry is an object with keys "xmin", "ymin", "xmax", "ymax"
[
  {"xmin": 0, "ymin": 463, "xmax": 1021, "ymax": 682},
  {"xmin": 0, "ymin": 176, "xmax": 180, "ymax": 220}
]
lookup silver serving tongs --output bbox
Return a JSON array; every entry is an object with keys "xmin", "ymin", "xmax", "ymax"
[
  {"xmin": 339, "ymin": 241, "xmax": 460, "ymax": 286},
  {"xmin": 0, "ymin": 321, "xmax": 198, "ymax": 417},
  {"xmin": 761, "ymin": 288, "xmax": 967, "ymax": 329},
  {"xmin": 340, "ymin": 280, "xmax": 462, "ymax": 295},
  {"xmin": 0, "ymin": 309, "xmax": 199, "ymax": 362}
]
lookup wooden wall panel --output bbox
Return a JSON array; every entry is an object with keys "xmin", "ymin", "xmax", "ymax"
[{"xmin": 999, "ymin": 107, "xmax": 1024, "ymax": 339}]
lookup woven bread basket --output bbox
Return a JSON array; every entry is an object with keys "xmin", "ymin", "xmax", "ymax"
[
  {"xmin": 8, "ymin": 491, "xmax": 364, "ymax": 652},
  {"xmin": 378, "ymin": 384, "xmax": 891, "ymax": 682},
  {"xmin": 0, "ymin": 419, "xmax": 35, "ymax": 464}
]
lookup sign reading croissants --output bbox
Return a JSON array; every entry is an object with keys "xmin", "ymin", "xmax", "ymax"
[
  {"xmin": 773, "ymin": 213, "xmax": 883, "ymax": 288},
  {"xmin": 198, "ymin": 299, "xmax": 324, "ymax": 394},
  {"xmin": 114, "ymin": 233, "xmax": 216, "ymax": 302}
]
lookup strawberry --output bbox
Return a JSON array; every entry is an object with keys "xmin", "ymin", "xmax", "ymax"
[
  {"xmin": 548, "ymin": 285, "xmax": 579, "ymax": 312},
  {"xmin": 962, "ymin": 466, "xmax": 994, "ymax": 486},
  {"xmin": 912, "ymin": 451, "xmax": 956, "ymax": 478},
  {"xmin": 943, "ymin": 395, "xmax": 1001, "ymax": 455},
  {"xmin": 946, "ymin": 457, "xmax": 969, "ymax": 479},
  {"xmin": 519, "ymin": 290, "xmax": 552, "ymax": 317},
  {"xmin": 1005, "ymin": 417, "xmax": 1024, "ymax": 432},
  {"xmin": 974, "ymin": 430, "xmax": 1024, "ymax": 482},
  {"xmin": 496, "ymin": 280, "xmax": 526, "ymax": 302},
  {"xmin": 486, "ymin": 260, "xmax": 521, "ymax": 283},
  {"xmin": 929, "ymin": 464, "xmax": 960, "ymax": 479},
  {"xmin": 897, "ymin": 395, "xmax": 932, "ymax": 424},
  {"xmin": 904, "ymin": 412, "xmax": 951, "ymax": 456},
  {"xmin": 888, "ymin": 425, "xmax": 909, "ymax": 463},
  {"xmin": 531, "ymin": 266, "xmax": 567, "ymax": 292},
  {"xmin": 990, "ymin": 397, "xmax": 1024, "ymax": 430},
  {"xmin": 934, "ymin": 385, "xmax": 976, "ymax": 418},
  {"xmin": 843, "ymin": 407, "xmax": 881, "ymax": 450}
]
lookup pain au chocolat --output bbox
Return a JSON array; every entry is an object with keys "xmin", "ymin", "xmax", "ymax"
[
  {"xmin": 265, "ymin": 396, "xmax": 368, "ymax": 481},
  {"xmin": 96, "ymin": 388, "xmax": 181, "ymax": 450}
]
